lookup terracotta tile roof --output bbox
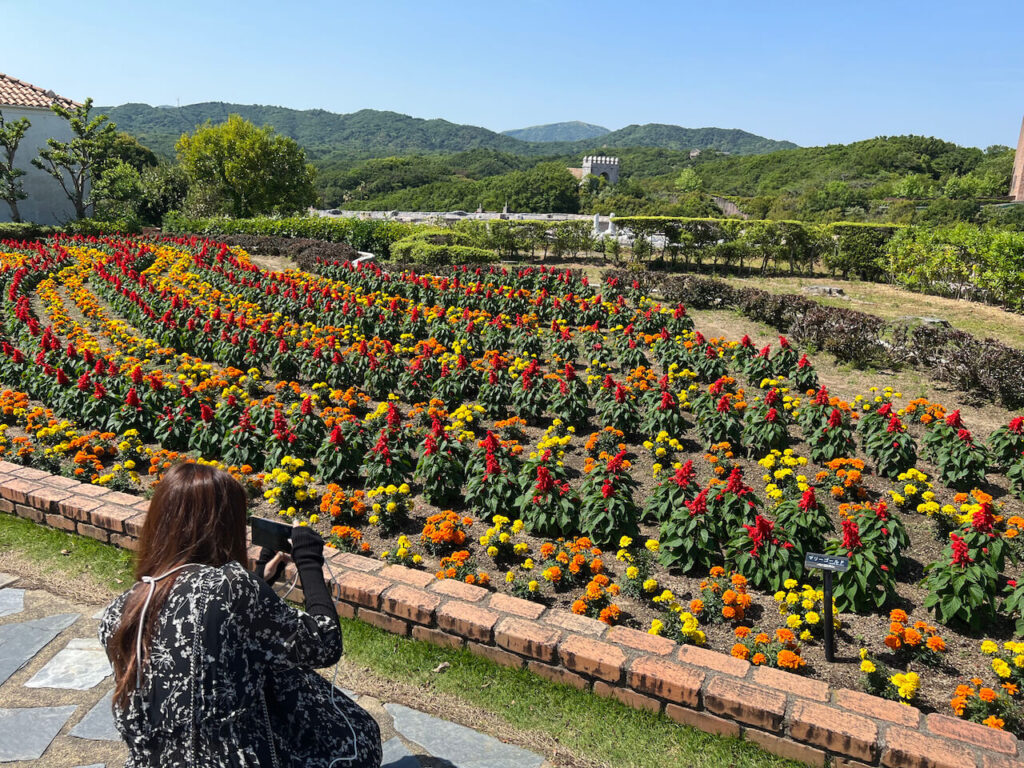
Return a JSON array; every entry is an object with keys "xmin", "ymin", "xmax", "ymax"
[{"xmin": 0, "ymin": 73, "xmax": 79, "ymax": 110}]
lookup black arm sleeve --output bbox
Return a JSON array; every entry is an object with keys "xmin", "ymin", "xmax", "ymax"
[
  {"xmin": 254, "ymin": 546, "xmax": 285, "ymax": 585},
  {"xmin": 290, "ymin": 527, "xmax": 338, "ymax": 621}
]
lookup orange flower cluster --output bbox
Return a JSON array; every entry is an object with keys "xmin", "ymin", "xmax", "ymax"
[
  {"xmin": 539, "ymin": 537, "xmax": 604, "ymax": 585},
  {"xmin": 697, "ymin": 567, "xmax": 753, "ymax": 622},
  {"xmin": 319, "ymin": 484, "xmax": 367, "ymax": 521},
  {"xmin": 327, "ymin": 525, "xmax": 370, "ymax": 554},
  {"xmin": 0, "ymin": 389, "xmax": 28, "ymax": 421},
  {"xmin": 815, "ymin": 458, "xmax": 868, "ymax": 500},
  {"xmin": 950, "ymin": 679, "xmax": 1013, "ymax": 730},
  {"xmin": 436, "ymin": 550, "xmax": 490, "ymax": 586},
  {"xmin": 903, "ymin": 397, "xmax": 946, "ymax": 425},
  {"xmin": 421, "ymin": 511, "xmax": 474, "ymax": 552},
  {"xmin": 885, "ymin": 609, "xmax": 947, "ymax": 657},
  {"xmin": 570, "ymin": 573, "xmax": 621, "ymax": 625},
  {"xmin": 703, "ymin": 442, "xmax": 738, "ymax": 478},
  {"xmin": 731, "ymin": 626, "xmax": 804, "ymax": 670},
  {"xmin": 583, "ymin": 426, "xmax": 625, "ymax": 457}
]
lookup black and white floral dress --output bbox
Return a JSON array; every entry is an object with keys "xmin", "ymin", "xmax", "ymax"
[{"xmin": 99, "ymin": 560, "xmax": 382, "ymax": 768}]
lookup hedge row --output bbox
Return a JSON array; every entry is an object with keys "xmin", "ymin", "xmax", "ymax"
[
  {"xmin": 605, "ymin": 269, "xmax": 1024, "ymax": 409},
  {"xmin": 0, "ymin": 219, "xmax": 139, "ymax": 241},
  {"xmin": 161, "ymin": 213, "xmax": 413, "ymax": 258}
]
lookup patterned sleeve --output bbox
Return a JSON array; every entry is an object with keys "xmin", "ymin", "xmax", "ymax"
[{"xmin": 224, "ymin": 563, "xmax": 343, "ymax": 671}]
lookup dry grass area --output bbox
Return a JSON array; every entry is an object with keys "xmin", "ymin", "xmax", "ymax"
[{"xmin": 719, "ymin": 274, "xmax": 1024, "ymax": 350}]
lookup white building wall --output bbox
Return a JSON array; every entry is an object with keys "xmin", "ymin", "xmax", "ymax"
[{"xmin": 0, "ymin": 105, "xmax": 78, "ymax": 226}]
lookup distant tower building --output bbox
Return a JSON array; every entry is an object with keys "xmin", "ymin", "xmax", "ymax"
[
  {"xmin": 1013, "ymin": 117, "xmax": 1024, "ymax": 202},
  {"xmin": 582, "ymin": 155, "xmax": 619, "ymax": 184}
]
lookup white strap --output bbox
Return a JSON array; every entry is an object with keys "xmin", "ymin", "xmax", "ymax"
[{"xmin": 135, "ymin": 563, "xmax": 196, "ymax": 690}]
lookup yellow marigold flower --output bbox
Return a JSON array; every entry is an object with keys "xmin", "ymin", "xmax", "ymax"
[{"xmin": 860, "ymin": 660, "xmax": 876, "ymax": 674}]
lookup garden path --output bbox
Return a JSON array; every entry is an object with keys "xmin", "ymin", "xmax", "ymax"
[{"xmin": 0, "ymin": 573, "xmax": 550, "ymax": 768}]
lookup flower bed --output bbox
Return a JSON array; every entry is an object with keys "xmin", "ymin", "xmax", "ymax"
[{"xmin": 1, "ymin": 234, "xmax": 1023, "ymax": 741}]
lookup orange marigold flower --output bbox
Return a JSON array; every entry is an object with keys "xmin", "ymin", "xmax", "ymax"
[
  {"xmin": 722, "ymin": 606, "xmax": 737, "ymax": 620},
  {"xmin": 709, "ymin": 566, "xmax": 726, "ymax": 577},
  {"xmin": 690, "ymin": 599, "xmax": 704, "ymax": 614},
  {"xmin": 903, "ymin": 629, "xmax": 923, "ymax": 647},
  {"xmin": 722, "ymin": 589, "xmax": 737, "ymax": 604},
  {"xmin": 926, "ymin": 636, "xmax": 946, "ymax": 652},
  {"xmin": 884, "ymin": 635, "xmax": 902, "ymax": 650},
  {"xmin": 775, "ymin": 628, "xmax": 795, "ymax": 644},
  {"xmin": 1003, "ymin": 683, "xmax": 1019, "ymax": 696},
  {"xmin": 571, "ymin": 600, "xmax": 587, "ymax": 615},
  {"xmin": 755, "ymin": 633, "xmax": 770, "ymax": 645},
  {"xmin": 889, "ymin": 609, "xmax": 909, "ymax": 624},
  {"xmin": 734, "ymin": 626, "xmax": 751, "ymax": 638},
  {"xmin": 751, "ymin": 653, "xmax": 767, "ymax": 666},
  {"xmin": 983, "ymin": 716, "xmax": 1005, "ymax": 730},
  {"xmin": 979, "ymin": 688, "xmax": 998, "ymax": 703},
  {"xmin": 971, "ymin": 677, "xmax": 985, "ymax": 687},
  {"xmin": 777, "ymin": 650, "xmax": 805, "ymax": 670},
  {"xmin": 730, "ymin": 643, "xmax": 750, "ymax": 660},
  {"xmin": 731, "ymin": 573, "xmax": 747, "ymax": 587}
]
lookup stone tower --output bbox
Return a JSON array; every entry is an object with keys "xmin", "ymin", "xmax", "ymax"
[
  {"xmin": 1012, "ymin": 116, "xmax": 1024, "ymax": 202},
  {"xmin": 582, "ymin": 155, "xmax": 620, "ymax": 185}
]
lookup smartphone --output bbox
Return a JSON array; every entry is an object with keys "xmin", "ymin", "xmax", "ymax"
[{"xmin": 250, "ymin": 517, "xmax": 293, "ymax": 553}]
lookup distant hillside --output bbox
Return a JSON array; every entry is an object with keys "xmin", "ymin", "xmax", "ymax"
[
  {"xmin": 98, "ymin": 102, "xmax": 796, "ymax": 162},
  {"xmin": 502, "ymin": 121, "xmax": 610, "ymax": 142}
]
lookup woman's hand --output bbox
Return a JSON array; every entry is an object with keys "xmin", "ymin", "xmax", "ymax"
[{"xmin": 264, "ymin": 551, "xmax": 292, "ymax": 581}]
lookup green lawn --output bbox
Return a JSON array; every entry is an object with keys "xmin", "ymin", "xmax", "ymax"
[{"xmin": 0, "ymin": 514, "xmax": 803, "ymax": 768}]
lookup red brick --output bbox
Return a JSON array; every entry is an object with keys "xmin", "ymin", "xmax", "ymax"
[
  {"xmin": 77, "ymin": 523, "xmax": 109, "ymax": 542},
  {"xmin": 558, "ymin": 635, "xmax": 626, "ymax": 682},
  {"xmin": 45, "ymin": 512, "xmax": 76, "ymax": 532},
  {"xmin": 380, "ymin": 564, "xmax": 435, "ymax": 588},
  {"xmin": 744, "ymin": 728, "xmax": 827, "ymax": 768},
  {"xmin": 430, "ymin": 578, "xmax": 489, "ymax": 603},
  {"xmin": 832, "ymin": 759, "xmax": 874, "ymax": 768},
  {"xmin": 437, "ymin": 600, "xmax": 499, "ymax": 643},
  {"xmin": 927, "ymin": 713, "xmax": 1017, "ymax": 755},
  {"xmin": 14, "ymin": 503, "xmax": 43, "ymax": 522},
  {"xmin": 607, "ymin": 625, "xmax": 675, "ymax": 656},
  {"xmin": 487, "ymin": 591, "xmax": 546, "ymax": 619},
  {"xmin": 333, "ymin": 570, "xmax": 390, "ymax": 610},
  {"xmin": 468, "ymin": 641, "xmax": 523, "ymax": 669},
  {"xmin": 381, "ymin": 584, "xmax": 442, "ymax": 625},
  {"xmin": 593, "ymin": 681, "xmax": 661, "ymax": 713},
  {"xmin": 72, "ymin": 483, "xmax": 112, "ymax": 499},
  {"xmin": 358, "ymin": 608, "xmax": 409, "ymax": 636},
  {"xmin": 110, "ymin": 534, "xmax": 138, "ymax": 551},
  {"xmin": 0, "ymin": 478, "xmax": 44, "ymax": 505},
  {"xmin": 0, "ymin": 498, "xmax": 12, "ymax": 514},
  {"xmin": 331, "ymin": 552, "xmax": 384, "ymax": 573},
  {"xmin": 123, "ymin": 513, "xmax": 146, "ymax": 537},
  {"xmin": 101, "ymin": 490, "xmax": 143, "ymax": 507},
  {"xmin": 12, "ymin": 466, "xmax": 52, "ymax": 481},
  {"xmin": 752, "ymin": 665, "xmax": 829, "ymax": 701},
  {"xmin": 26, "ymin": 485, "xmax": 72, "ymax": 512},
  {"xmin": 494, "ymin": 617, "xmax": 560, "ymax": 663},
  {"xmin": 334, "ymin": 600, "xmax": 357, "ymax": 619},
  {"xmin": 55, "ymin": 495, "xmax": 104, "ymax": 522},
  {"xmin": 89, "ymin": 504, "xmax": 137, "ymax": 534},
  {"xmin": 882, "ymin": 727, "xmax": 980, "ymax": 768},
  {"xmin": 412, "ymin": 625, "xmax": 465, "ymax": 650},
  {"xmin": 0, "ymin": 460, "xmax": 22, "ymax": 474},
  {"xmin": 678, "ymin": 644, "xmax": 750, "ymax": 678},
  {"xmin": 983, "ymin": 755, "xmax": 1024, "ymax": 768},
  {"xmin": 835, "ymin": 688, "xmax": 921, "ymax": 727},
  {"xmin": 545, "ymin": 610, "xmax": 607, "ymax": 637},
  {"xmin": 527, "ymin": 660, "xmax": 588, "ymax": 690},
  {"xmin": 44, "ymin": 475, "xmax": 83, "ymax": 490},
  {"xmin": 665, "ymin": 704, "xmax": 740, "ymax": 738},
  {"xmin": 790, "ymin": 700, "xmax": 878, "ymax": 762},
  {"xmin": 704, "ymin": 677, "xmax": 787, "ymax": 732},
  {"xmin": 628, "ymin": 655, "xmax": 703, "ymax": 707}
]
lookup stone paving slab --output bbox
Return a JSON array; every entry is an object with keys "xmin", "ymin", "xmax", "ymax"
[
  {"xmin": 0, "ymin": 576, "xmax": 16, "ymax": 591},
  {"xmin": 0, "ymin": 590, "xmax": 24, "ymax": 619},
  {"xmin": 70, "ymin": 690, "xmax": 118, "ymax": 741},
  {"xmin": 381, "ymin": 737, "xmax": 421, "ymax": 767},
  {"xmin": 385, "ymin": 702, "xmax": 545, "ymax": 768},
  {"xmin": 25, "ymin": 637, "xmax": 111, "ymax": 690},
  {"xmin": 0, "ymin": 705, "xmax": 76, "ymax": 761},
  {"xmin": 0, "ymin": 613, "xmax": 79, "ymax": 686}
]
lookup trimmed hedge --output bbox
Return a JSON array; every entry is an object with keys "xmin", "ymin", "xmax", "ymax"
[
  {"xmin": 390, "ymin": 227, "xmax": 496, "ymax": 265},
  {"xmin": 0, "ymin": 219, "xmax": 139, "ymax": 241},
  {"xmin": 161, "ymin": 213, "xmax": 413, "ymax": 258}
]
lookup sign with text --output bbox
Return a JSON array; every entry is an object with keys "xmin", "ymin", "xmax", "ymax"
[{"xmin": 804, "ymin": 552, "xmax": 850, "ymax": 573}]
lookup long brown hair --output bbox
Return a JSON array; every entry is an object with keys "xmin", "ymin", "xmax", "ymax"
[{"xmin": 108, "ymin": 462, "xmax": 247, "ymax": 708}]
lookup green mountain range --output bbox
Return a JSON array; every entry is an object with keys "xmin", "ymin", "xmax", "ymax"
[
  {"xmin": 97, "ymin": 102, "xmax": 797, "ymax": 162},
  {"xmin": 502, "ymin": 121, "xmax": 610, "ymax": 142}
]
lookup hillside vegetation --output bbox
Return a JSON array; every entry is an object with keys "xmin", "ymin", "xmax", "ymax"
[{"xmin": 502, "ymin": 121, "xmax": 610, "ymax": 142}]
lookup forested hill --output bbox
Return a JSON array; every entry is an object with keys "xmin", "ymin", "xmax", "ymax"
[
  {"xmin": 98, "ymin": 102, "xmax": 797, "ymax": 162},
  {"xmin": 502, "ymin": 121, "xmax": 610, "ymax": 142}
]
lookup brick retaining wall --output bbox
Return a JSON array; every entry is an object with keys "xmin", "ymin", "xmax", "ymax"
[{"xmin": 1, "ymin": 460, "xmax": 1020, "ymax": 768}]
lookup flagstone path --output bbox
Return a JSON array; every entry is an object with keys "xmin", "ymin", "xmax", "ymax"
[{"xmin": 0, "ymin": 573, "xmax": 551, "ymax": 768}]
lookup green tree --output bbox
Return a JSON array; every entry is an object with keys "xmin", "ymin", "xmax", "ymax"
[
  {"xmin": 176, "ymin": 115, "xmax": 317, "ymax": 218},
  {"xmin": 32, "ymin": 98, "xmax": 118, "ymax": 220},
  {"xmin": 0, "ymin": 110, "xmax": 31, "ymax": 222},
  {"xmin": 674, "ymin": 167, "xmax": 703, "ymax": 193}
]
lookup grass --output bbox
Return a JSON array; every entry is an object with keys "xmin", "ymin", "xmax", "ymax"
[
  {"xmin": 0, "ymin": 513, "xmax": 133, "ymax": 593},
  {"xmin": 0, "ymin": 513, "xmax": 803, "ymax": 768}
]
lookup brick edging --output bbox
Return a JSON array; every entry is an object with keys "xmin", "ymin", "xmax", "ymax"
[{"xmin": 2, "ymin": 462, "xmax": 1019, "ymax": 768}]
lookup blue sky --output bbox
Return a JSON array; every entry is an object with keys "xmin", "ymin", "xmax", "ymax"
[{"xmin": 3, "ymin": 0, "xmax": 1023, "ymax": 149}]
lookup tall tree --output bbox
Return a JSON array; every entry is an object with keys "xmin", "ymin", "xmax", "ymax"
[
  {"xmin": 0, "ymin": 111, "xmax": 31, "ymax": 222},
  {"xmin": 31, "ymin": 98, "xmax": 118, "ymax": 219},
  {"xmin": 175, "ymin": 115, "xmax": 317, "ymax": 218}
]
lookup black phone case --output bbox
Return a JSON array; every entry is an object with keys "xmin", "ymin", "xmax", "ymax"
[{"xmin": 251, "ymin": 518, "xmax": 292, "ymax": 553}]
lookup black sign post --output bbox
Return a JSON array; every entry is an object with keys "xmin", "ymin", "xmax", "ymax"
[{"xmin": 803, "ymin": 552, "xmax": 849, "ymax": 662}]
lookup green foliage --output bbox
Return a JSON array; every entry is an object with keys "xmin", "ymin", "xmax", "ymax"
[
  {"xmin": 390, "ymin": 227, "xmax": 495, "ymax": 265},
  {"xmin": 502, "ymin": 121, "xmax": 610, "ymax": 143},
  {"xmin": 176, "ymin": 114, "xmax": 317, "ymax": 218},
  {"xmin": 31, "ymin": 98, "xmax": 119, "ymax": 219},
  {"xmin": 0, "ymin": 110, "xmax": 31, "ymax": 222}
]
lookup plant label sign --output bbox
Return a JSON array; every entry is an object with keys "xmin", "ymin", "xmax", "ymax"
[{"xmin": 804, "ymin": 553, "xmax": 849, "ymax": 572}]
